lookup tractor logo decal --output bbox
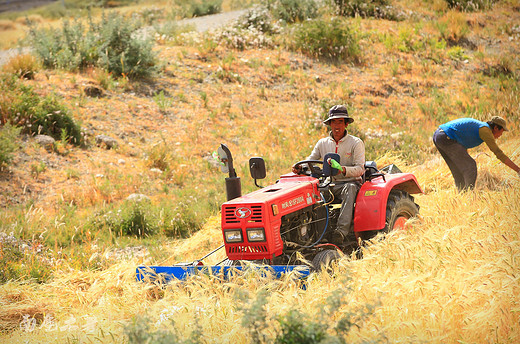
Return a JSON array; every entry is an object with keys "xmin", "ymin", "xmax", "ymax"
[
  {"xmin": 281, "ymin": 196, "xmax": 305, "ymax": 210},
  {"xmin": 364, "ymin": 190, "xmax": 378, "ymax": 196},
  {"xmin": 235, "ymin": 207, "xmax": 252, "ymax": 219}
]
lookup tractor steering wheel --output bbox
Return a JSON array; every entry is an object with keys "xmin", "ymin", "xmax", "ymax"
[
  {"xmin": 293, "ymin": 160, "xmax": 331, "ymax": 188},
  {"xmin": 294, "ymin": 160, "xmax": 323, "ymax": 176}
]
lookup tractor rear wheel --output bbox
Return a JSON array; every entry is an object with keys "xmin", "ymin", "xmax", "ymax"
[
  {"xmin": 312, "ymin": 249, "xmax": 342, "ymax": 272},
  {"xmin": 384, "ymin": 190, "xmax": 419, "ymax": 232}
]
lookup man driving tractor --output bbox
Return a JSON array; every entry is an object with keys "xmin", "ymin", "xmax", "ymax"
[{"xmin": 293, "ymin": 105, "xmax": 365, "ymax": 245}]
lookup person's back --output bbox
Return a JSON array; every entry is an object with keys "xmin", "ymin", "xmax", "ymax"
[{"xmin": 439, "ymin": 118, "xmax": 488, "ymax": 149}]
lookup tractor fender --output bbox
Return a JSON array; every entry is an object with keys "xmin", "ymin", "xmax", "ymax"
[{"xmin": 353, "ymin": 173, "xmax": 422, "ymax": 232}]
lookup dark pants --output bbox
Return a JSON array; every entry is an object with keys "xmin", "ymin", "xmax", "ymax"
[
  {"xmin": 433, "ymin": 128, "xmax": 477, "ymax": 191},
  {"xmin": 322, "ymin": 181, "xmax": 360, "ymax": 236}
]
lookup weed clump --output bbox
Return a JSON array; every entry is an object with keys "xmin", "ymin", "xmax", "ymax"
[
  {"xmin": 2, "ymin": 54, "xmax": 40, "ymax": 79},
  {"xmin": 0, "ymin": 124, "xmax": 20, "ymax": 168},
  {"xmin": 0, "ymin": 74, "xmax": 82, "ymax": 145},
  {"xmin": 0, "ymin": 232, "xmax": 53, "ymax": 283},
  {"xmin": 97, "ymin": 201, "xmax": 157, "ymax": 238}
]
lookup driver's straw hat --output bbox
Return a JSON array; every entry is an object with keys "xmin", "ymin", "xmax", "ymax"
[{"xmin": 323, "ymin": 105, "xmax": 354, "ymax": 125}]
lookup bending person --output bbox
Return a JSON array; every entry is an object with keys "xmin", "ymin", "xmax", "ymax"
[{"xmin": 433, "ymin": 116, "xmax": 520, "ymax": 191}]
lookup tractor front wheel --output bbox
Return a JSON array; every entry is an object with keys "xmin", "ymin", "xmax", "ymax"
[
  {"xmin": 384, "ymin": 190, "xmax": 419, "ymax": 232},
  {"xmin": 312, "ymin": 249, "xmax": 342, "ymax": 272}
]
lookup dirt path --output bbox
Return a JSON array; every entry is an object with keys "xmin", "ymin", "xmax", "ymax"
[
  {"xmin": 177, "ymin": 9, "xmax": 247, "ymax": 32},
  {"xmin": 0, "ymin": 9, "xmax": 247, "ymax": 66},
  {"xmin": 0, "ymin": 0, "xmax": 55, "ymax": 13}
]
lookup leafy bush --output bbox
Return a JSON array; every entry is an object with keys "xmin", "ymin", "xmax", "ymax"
[
  {"xmin": 328, "ymin": 0, "xmax": 401, "ymax": 20},
  {"xmin": 444, "ymin": 0, "xmax": 497, "ymax": 11},
  {"xmin": 0, "ymin": 74, "xmax": 82, "ymax": 145},
  {"xmin": 0, "ymin": 124, "xmax": 21, "ymax": 167},
  {"xmin": 27, "ymin": 12, "xmax": 158, "ymax": 78},
  {"xmin": 267, "ymin": 0, "xmax": 319, "ymax": 24},
  {"xmin": 290, "ymin": 17, "xmax": 360, "ymax": 62}
]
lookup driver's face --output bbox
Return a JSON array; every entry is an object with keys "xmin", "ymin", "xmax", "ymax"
[{"xmin": 330, "ymin": 118, "xmax": 347, "ymax": 137}]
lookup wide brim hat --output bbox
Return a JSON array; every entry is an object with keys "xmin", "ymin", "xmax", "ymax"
[
  {"xmin": 490, "ymin": 116, "xmax": 508, "ymax": 131},
  {"xmin": 323, "ymin": 105, "xmax": 354, "ymax": 125}
]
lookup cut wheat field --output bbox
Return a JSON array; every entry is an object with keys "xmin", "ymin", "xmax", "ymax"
[{"xmin": 1, "ymin": 0, "xmax": 520, "ymax": 343}]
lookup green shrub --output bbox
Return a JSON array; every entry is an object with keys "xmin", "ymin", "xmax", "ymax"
[
  {"xmin": 290, "ymin": 17, "xmax": 360, "ymax": 62},
  {"xmin": 29, "ymin": 94, "xmax": 82, "ymax": 144},
  {"xmin": 445, "ymin": 0, "xmax": 497, "ymax": 11},
  {"xmin": 328, "ymin": 0, "xmax": 401, "ymax": 20},
  {"xmin": 0, "ymin": 124, "xmax": 21, "ymax": 167},
  {"xmin": 27, "ymin": 17, "xmax": 98, "ymax": 71},
  {"xmin": 95, "ymin": 13, "xmax": 158, "ymax": 78},
  {"xmin": 0, "ymin": 74, "xmax": 82, "ymax": 145},
  {"xmin": 267, "ymin": 0, "xmax": 319, "ymax": 24},
  {"xmin": 27, "ymin": 12, "xmax": 158, "ymax": 78},
  {"xmin": 174, "ymin": 0, "xmax": 223, "ymax": 18}
]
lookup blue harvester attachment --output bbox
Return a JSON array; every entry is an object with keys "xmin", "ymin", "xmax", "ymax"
[{"xmin": 136, "ymin": 264, "xmax": 311, "ymax": 283}]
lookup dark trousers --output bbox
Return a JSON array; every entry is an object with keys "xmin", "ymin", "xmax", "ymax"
[
  {"xmin": 322, "ymin": 181, "xmax": 360, "ymax": 235},
  {"xmin": 433, "ymin": 128, "xmax": 477, "ymax": 191}
]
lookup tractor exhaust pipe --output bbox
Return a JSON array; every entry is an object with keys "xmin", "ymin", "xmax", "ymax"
[{"xmin": 218, "ymin": 144, "xmax": 241, "ymax": 201}]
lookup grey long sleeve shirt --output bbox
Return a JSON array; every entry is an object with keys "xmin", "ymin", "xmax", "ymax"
[{"xmin": 307, "ymin": 132, "xmax": 365, "ymax": 182}]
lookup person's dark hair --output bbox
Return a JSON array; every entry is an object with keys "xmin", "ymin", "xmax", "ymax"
[{"xmin": 487, "ymin": 121, "xmax": 503, "ymax": 131}]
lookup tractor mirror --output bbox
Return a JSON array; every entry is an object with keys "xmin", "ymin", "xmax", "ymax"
[
  {"xmin": 217, "ymin": 145, "xmax": 230, "ymax": 174},
  {"xmin": 249, "ymin": 157, "xmax": 266, "ymax": 180},
  {"xmin": 323, "ymin": 153, "xmax": 341, "ymax": 176}
]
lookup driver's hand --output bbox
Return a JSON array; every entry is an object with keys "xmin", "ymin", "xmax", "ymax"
[{"xmin": 292, "ymin": 164, "xmax": 302, "ymax": 174}]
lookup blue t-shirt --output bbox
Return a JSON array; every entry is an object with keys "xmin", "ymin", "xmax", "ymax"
[{"xmin": 439, "ymin": 118, "xmax": 490, "ymax": 149}]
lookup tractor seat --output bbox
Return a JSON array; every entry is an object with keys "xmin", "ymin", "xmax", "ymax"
[{"xmin": 363, "ymin": 161, "xmax": 378, "ymax": 181}]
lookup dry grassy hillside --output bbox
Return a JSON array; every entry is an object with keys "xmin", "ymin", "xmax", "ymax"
[{"xmin": 0, "ymin": 0, "xmax": 519, "ymax": 343}]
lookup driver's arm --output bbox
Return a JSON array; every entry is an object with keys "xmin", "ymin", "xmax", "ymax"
[{"xmin": 343, "ymin": 140, "xmax": 365, "ymax": 178}]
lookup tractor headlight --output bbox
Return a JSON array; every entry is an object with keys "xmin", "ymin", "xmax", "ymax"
[
  {"xmin": 224, "ymin": 229, "xmax": 243, "ymax": 243},
  {"xmin": 246, "ymin": 228, "xmax": 266, "ymax": 242}
]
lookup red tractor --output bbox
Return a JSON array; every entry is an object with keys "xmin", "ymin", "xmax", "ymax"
[
  {"xmin": 218, "ymin": 144, "xmax": 422, "ymax": 270},
  {"xmin": 136, "ymin": 144, "xmax": 422, "ymax": 281}
]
